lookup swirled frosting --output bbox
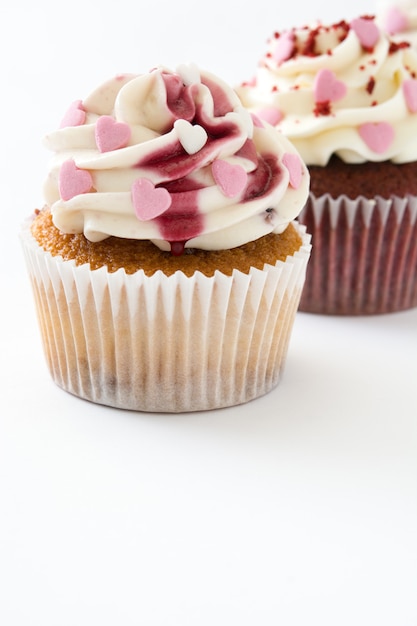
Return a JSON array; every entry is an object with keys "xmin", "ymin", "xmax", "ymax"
[
  {"xmin": 43, "ymin": 64, "xmax": 309, "ymax": 254},
  {"xmin": 236, "ymin": 17, "xmax": 417, "ymax": 165}
]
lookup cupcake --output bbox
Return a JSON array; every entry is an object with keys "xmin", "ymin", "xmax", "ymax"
[
  {"xmin": 237, "ymin": 17, "xmax": 417, "ymax": 315},
  {"xmin": 21, "ymin": 64, "xmax": 311, "ymax": 412}
]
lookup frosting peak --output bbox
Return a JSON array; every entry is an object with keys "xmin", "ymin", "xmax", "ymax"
[
  {"xmin": 44, "ymin": 65, "xmax": 309, "ymax": 253},
  {"xmin": 236, "ymin": 17, "xmax": 417, "ymax": 165}
]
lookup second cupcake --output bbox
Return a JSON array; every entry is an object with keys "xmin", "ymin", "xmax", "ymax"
[{"xmin": 237, "ymin": 16, "xmax": 417, "ymax": 315}]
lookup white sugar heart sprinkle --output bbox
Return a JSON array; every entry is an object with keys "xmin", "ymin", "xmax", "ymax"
[
  {"xmin": 174, "ymin": 119, "xmax": 208, "ymax": 154},
  {"xmin": 176, "ymin": 63, "xmax": 201, "ymax": 86},
  {"xmin": 59, "ymin": 159, "xmax": 93, "ymax": 201},
  {"xmin": 212, "ymin": 160, "xmax": 248, "ymax": 198},
  {"xmin": 95, "ymin": 115, "xmax": 131, "ymax": 153},
  {"xmin": 132, "ymin": 178, "xmax": 172, "ymax": 221},
  {"xmin": 235, "ymin": 105, "xmax": 254, "ymax": 137}
]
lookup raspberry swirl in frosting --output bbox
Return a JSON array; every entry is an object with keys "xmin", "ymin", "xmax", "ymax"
[
  {"xmin": 43, "ymin": 64, "xmax": 309, "ymax": 254},
  {"xmin": 236, "ymin": 17, "xmax": 417, "ymax": 165}
]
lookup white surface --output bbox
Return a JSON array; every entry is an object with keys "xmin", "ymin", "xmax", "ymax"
[{"xmin": 1, "ymin": 1, "xmax": 416, "ymax": 624}]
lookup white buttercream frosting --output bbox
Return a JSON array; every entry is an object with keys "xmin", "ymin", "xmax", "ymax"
[
  {"xmin": 43, "ymin": 64, "xmax": 309, "ymax": 252},
  {"xmin": 236, "ymin": 18, "xmax": 417, "ymax": 165}
]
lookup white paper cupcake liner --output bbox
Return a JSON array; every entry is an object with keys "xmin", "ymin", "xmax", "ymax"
[
  {"xmin": 298, "ymin": 193, "xmax": 417, "ymax": 315},
  {"xmin": 21, "ymin": 221, "xmax": 311, "ymax": 412}
]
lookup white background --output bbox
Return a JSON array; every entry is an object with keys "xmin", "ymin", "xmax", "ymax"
[{"xmin": 1, "ymin": 1, "xmax": 416, "ymax": 624}]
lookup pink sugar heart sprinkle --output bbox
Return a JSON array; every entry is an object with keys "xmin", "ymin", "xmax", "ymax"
[
  {"xmin": 245, "ymin": 76, "xmax": 257, "ymax": 87},
  {"xmin": 59, "ymin": 100, "xmax": 86, "ymax": 129},
  {"xmin": 282, "ymin": 153, "xmax": 303, "ymax": 189},
  {"xmin": 59, "ymin": 159, "xmax": 93, "ymax": 201},
  {"xmin": 95, "ymin": 115, "xmax": 131, "ymax": 153},
  {"xmin": 403, "ymin": 79, "xmax": 417, "ymax": 113},
  {"xmin": 256, "ymin": 107, "xmax": 283, "ymax": 126},
  {"xmin": 358, "ymin": 122, "xmax": 395, "ymax": 154},
  {"xmin": 314, "ymin": 69, "xmax": 347, "ymax": 104},
  {"xmin": 212, "ymin": 160, "xmax": 248, "ymax": 198},
  {"xmin": 384, "ymin": 7, "xmax": 408, "ymax": 35},
  {"xmin": 132, "ymin": 178, "xmax": 172, "ymax": 221},
  {"xmin": 251, "ymin": 114, "xmax": 265, "ymax": 128},
  {"xmin": 273, "ymin": 31, "xmax": 295, "ymax": 65},
  {"xmin": 350, "ymin": 17, "xmax": 380, "ymax": 50}
]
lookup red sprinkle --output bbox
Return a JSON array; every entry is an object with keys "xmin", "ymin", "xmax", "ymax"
[
  {"xmin": 389, "ymin": 40, "xmax": 410, "ymax": 54},
  {"xmin": 314, "ymin": 100, "xmax": 332, "ymax": 116},
  {"xmin": 405, "ymin": 64, "xmax": 417, "ymax": 78},
  {"xmin": 272, "ymin": 20, "xmax": 350, "ymax": 60},
  {"xmin": 366, "ymin": 76, "xmax": 376, "ymax": 94}
]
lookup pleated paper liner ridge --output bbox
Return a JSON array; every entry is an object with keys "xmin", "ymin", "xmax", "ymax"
[
  {"xmin": 299, "ymin": 193, "xmax": 417, "ymax": 315},
  {"xmin": 22, "ymin": 221, "xmax": 311, "ymax": 412}
]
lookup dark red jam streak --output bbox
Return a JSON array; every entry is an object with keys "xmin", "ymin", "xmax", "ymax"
[
  {"xmin": 162, "ymin": 73, "xmax": 196, "ymax": 125},
  {"xmin": 135, "ymin": 72, "xmax": 284, "ymax": 254}
]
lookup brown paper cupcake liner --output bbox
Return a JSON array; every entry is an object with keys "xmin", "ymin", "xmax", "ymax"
[
  {"xmin": 21, "ymin": 222, "xmax": 311, "ymax": 412},
  {"xmin": 298, "ymin": 193, "xmax": 417, "ymax": 315}
]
